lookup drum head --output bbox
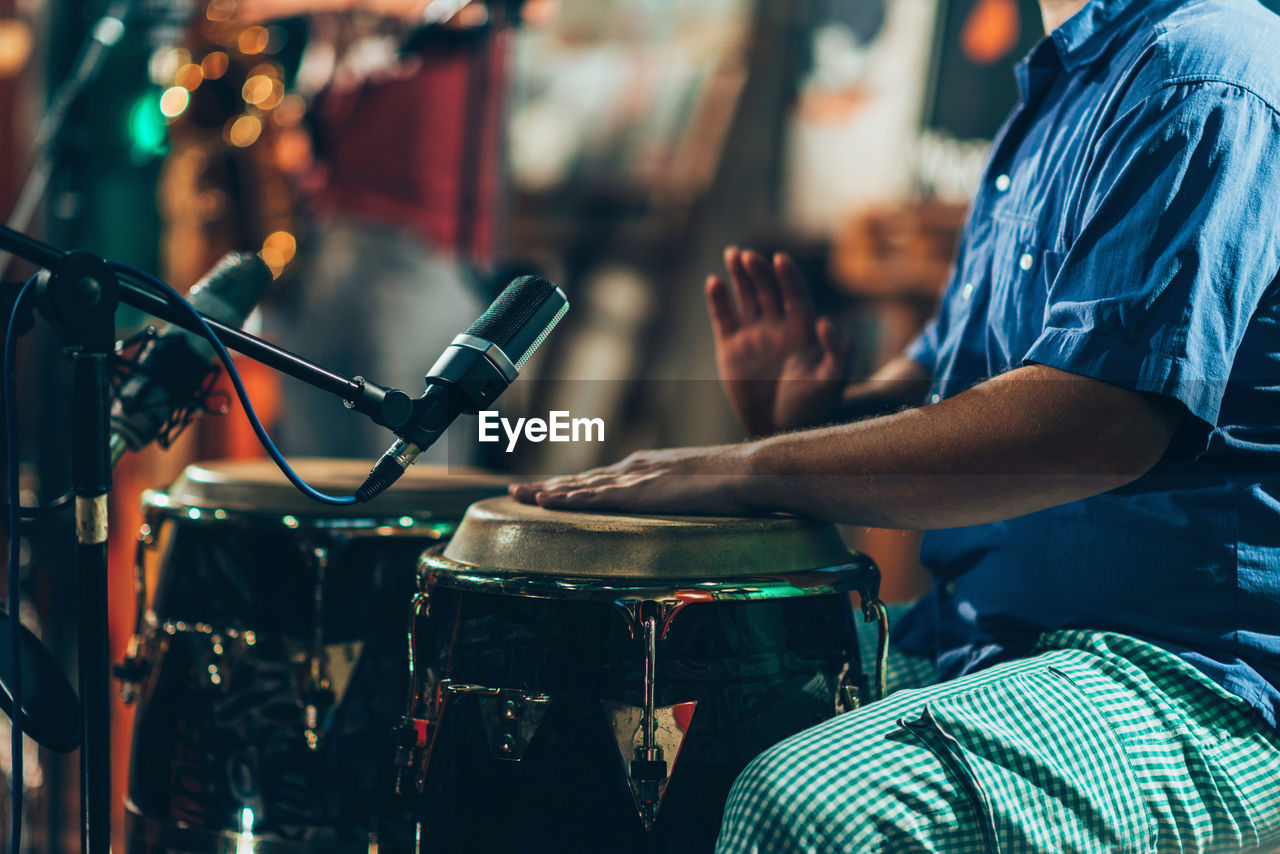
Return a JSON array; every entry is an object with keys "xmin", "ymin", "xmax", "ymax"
[
  {"xmin": 440, "ymin": 496, "xmax": 852, "ymax": 578},
  {"xmin": 151, "ymin": 458, "xmax": 509, "ymax": 519}
]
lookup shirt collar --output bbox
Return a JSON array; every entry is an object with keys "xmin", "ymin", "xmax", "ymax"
[{"xmin": 1050, "ymin": 0, "xmax": 1146, "ymax": 71}]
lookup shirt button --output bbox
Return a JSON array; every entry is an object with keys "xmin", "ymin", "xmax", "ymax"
[
  {"xmin": 1019, "ymin": 253, "xmax": 1034, "ymax": 271},
  {"xmin": 961, "ymin": 281, "xmax": 974, "ymax": 300},
  {"xmin": 944, "ymin": 581, "xmax": 957, "ymax": 595},
  {"xmin": 995, "ymin": 174, "xmax": 1011, "ymax": 192},
  {"xmin": 930, "ymin": 393, "xmax": 941, "ymax": 404}
]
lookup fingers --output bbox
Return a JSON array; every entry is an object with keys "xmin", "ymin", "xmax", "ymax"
[
  {"xmin": 814, "ymin": 316, "xmax": 850, "ymax": 378},
  {"xmin": 773, "ymin": 253, "xmax": 815, "ymax": 324},
  {"xmin": 510, "ymin": 476, "xmax": 582, "ymax": 501},
  {"xmin": 509, "ymin": 471, "xmax": 612, "ymax": 505},
  {"xmin": 510, "ymin": 450, "xmax": 654, "ymax": 505},
  {"xmin": 510, "ymin": 478, "xmax": 621, "ymax": 510},
  {"xmin": 724, "ymin": 247, "xmax": 814, "ymax": 323},
  {"xmin": 742, "ymin": 251, "xmax": 783, "ymax": 317},
  {"xmin": 724, "ymin": 247, "xmax": 761, "ymax": 321},
  {"xmin": 706, "ymin": 275, "xmax": 739, "ymax": 336},
  {"xmin": 535, "ymin": 487, "xmax": 612, "ymax": 510},
  {"xmin": 509, "ymin": 481, "xmax": 543, "ymax": 503}
]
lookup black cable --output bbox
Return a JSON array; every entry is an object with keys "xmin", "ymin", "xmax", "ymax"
[
  {"xmin": 5, "ymin": 275, "xmax": 36, "ymax": 854},
  {"xmin": 110, "ymin": 263, "xmax": 359, "ymax": 505}
]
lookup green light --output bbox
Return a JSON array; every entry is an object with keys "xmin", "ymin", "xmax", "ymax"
[{"xmin": 127, "ymin": 90, "xmax": 169, "ymax": 163}]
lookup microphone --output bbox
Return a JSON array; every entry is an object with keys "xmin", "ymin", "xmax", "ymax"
[
  {"xmin": 357, "ymin": 274, "xmax": 568, "ymax": 502},
  {"xmin": 109, "ymin": 252, "xmax": 272, "ymax": 467}
]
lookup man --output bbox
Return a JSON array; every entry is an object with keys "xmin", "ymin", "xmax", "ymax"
[{"xmin": 512, "ymin": 0, "xmax": 1280, "ymax": 849}]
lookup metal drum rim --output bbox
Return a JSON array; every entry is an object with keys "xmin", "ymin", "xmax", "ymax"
[
  {"xmin": 418, "ymin": 546, "xmax": 879, "ymax": 603},
  {"xmin": 140, "ymin": 487, "xmax": 461, "ymax": 535}
]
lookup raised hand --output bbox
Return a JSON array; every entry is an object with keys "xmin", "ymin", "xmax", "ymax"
[{"xmin": 708, "ymin": 247, "xmax": 849, "ymax": 436}]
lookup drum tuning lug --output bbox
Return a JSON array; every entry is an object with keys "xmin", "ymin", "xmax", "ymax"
[
  {"xmin": 394, "ymin": 717, "xmax": 425, "ymax": 750},
  {"xmin": 630, "ymin": 754, "xmax": 667, "ymax": 782},
  {"xmin": 301, "ymin": 687, "xmax": 336, "ymax": 750},
  {"xmin": 393, "ymin": 716, "xmax": 428, "ymax": 795},
  {"xmin": 445, "ymin": 684, "xmax": 552, "ymax": 762},
  {"xmin": 857, "ymin": 582, "xmax": 885, "ymax": 623},
  {"xmin": 112, "ymin": 655, "xmax": 150, "ymax": 705},
  {"xmin": 602, "ymin": 700, "xmax": 696, "ymax": 829},
  {"xmin": 839, "ymin": 684, "xmax": 861, "ymax": 714}
]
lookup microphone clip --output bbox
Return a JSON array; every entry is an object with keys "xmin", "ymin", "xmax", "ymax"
[
  {"xmin": 394, "ymin": 334, "xmax": 518, "ymax": 447},
  {"xmin": 355, "ymin": 335, "xmax": 519, "ymax": 503},
  {"xmin": 110, "ymin": 326, "xmax": 229, "ymax": 451},
  {"xmin": 423, "ymin": 333, "xmax": 518, "ymax": 412}
]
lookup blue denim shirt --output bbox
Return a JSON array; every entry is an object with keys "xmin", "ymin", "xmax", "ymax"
[{"xmin": 903, "ymin": 0, "xmax": 1280, "ymax": 725}]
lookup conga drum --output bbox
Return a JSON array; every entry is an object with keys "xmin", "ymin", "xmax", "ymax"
[
  {"xmin": 118, "ymin": 459, "xmax": 507, "ymax": 853},
  {"xmin": 402, "ymin": 497, "xmax": 887, "ymax": 854}
]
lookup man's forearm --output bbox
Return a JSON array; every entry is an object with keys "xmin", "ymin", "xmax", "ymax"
[
  {"xmin": 740, "ymin": 364, "xmax": 1183, "ymax": 529},
  {"xmin": 511, "ymin": 365, "xmax": 1183, "ymax": 524}
]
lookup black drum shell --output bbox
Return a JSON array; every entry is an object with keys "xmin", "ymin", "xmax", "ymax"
[
  {"xmin": 417, "ymin": 587, "xmax": 864, "ymax": 854},
  {"xmin": 127, "ymin": 517, "xmax": 432, "ymax": 850}
]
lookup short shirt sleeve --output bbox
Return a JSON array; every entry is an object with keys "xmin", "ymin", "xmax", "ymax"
[{"xmin": 1022, "ymin": 81, "xmax": 1280, "ymax": 427}]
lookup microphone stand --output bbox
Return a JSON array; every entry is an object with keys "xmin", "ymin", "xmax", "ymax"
[{"xmin": 0, "ymin": 224, "xmax": 417, "ymax": 853}]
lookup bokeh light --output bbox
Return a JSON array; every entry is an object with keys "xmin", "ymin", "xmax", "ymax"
[
  {"xmin": 238, "ymin": 26, "xmax": 270, "ymax": 55},
  {"xmin": 175, "ymin": 63, "xmax": 204, "ymax": 91},
  {"xmin": 205, "ymin": 0, "xmax": 235, "ymax": 23},
  {"xmin": 0, "ymin": 19, "xmax": 34, "ymax": 79},
  {"xmin": 201, "ymin": 51, "xmax": 229, "ymax": 80},
  {"xmin": 259, "ymin": 230, "xmax": 297, "ymax": 274},
  {"xmin": 148, "ymin": 46, "xmax": 190, "ymax": 86},
  {"xmin": 242, "ymin": 74, "xmax": 274, "ymax": 106},
  {"xmin": 225, "ymin": 114, "xmax": 263, "ymax": 147},
  {"xmin": 159, "ymin": 86, "xmax": 191, "ymax": 119},
  {"xmin": 127, "ymin": 91, "xmax": 169, "ymax": 161}
]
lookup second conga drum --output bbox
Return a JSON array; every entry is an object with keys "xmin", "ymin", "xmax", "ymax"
[
  {"xmin": 405, "ymin": 497, "xmax": 886, "ymax": 854},
  {"xmin": 120, "ymin": 459, "xmax": 507, "ymax": 853}
]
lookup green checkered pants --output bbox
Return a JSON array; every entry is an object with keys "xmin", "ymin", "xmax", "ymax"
[{"xmin": 716, "ymin": 629, "xmax": 1280, "ymax": 853}]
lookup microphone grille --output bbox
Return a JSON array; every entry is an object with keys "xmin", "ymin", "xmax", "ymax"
[
  {"xmin": 187, "ymin": 252, "xmax": 273, "ymax": 321},
  {"xmin": 467, "ymin": 275, "xmax": 567, "ymax": 364}
]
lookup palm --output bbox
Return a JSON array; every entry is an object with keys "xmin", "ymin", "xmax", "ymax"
[
  {"xmin": 708, "ymin": 249, "xmax": 847, "ymax": 435},
  {"xmin": 716, "ymin": 311, "xmax": 810, "ymax": 381}
]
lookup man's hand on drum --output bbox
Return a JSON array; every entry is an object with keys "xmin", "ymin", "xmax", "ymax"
[
  {"xmin": 710, "ymin": 248, "xmax": 849, "ymax": 436},
  {"xmin": 508, "ymin": 445, "xmax": 757, "ymax": 516}
]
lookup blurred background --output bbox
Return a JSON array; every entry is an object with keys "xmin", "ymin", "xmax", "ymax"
[{"xmin": 1, "ymin": 0, "xmax": 1236, "ymax": 847}]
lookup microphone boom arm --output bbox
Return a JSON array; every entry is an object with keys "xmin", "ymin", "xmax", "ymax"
[
  {"xmin": 0, "ymin": 224, "xmax": 419, "ymax": 433},
  {"xmin": 114, "ymin": 273, "xmax": 417, "ymax": 431}
]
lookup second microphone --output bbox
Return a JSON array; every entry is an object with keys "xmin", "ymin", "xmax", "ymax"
[{"xmin": 357, "ymin": 274, "xmax": 569, "ymax": 501}]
